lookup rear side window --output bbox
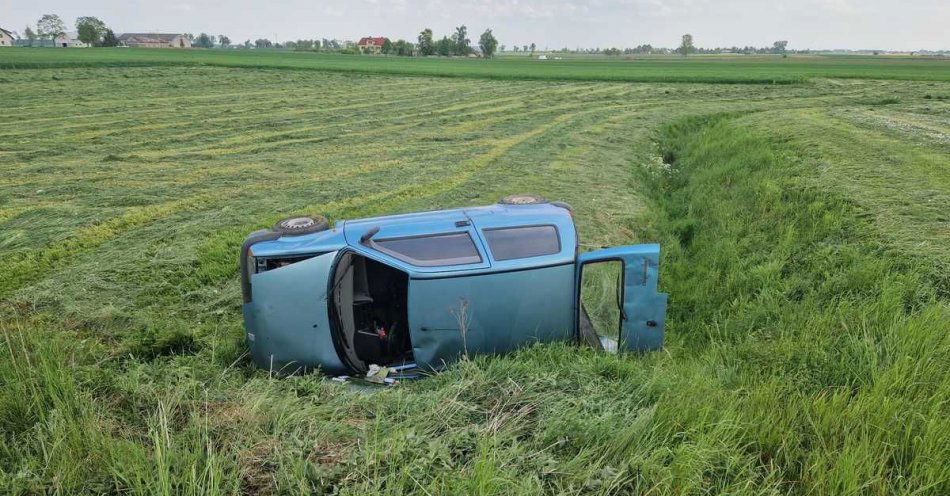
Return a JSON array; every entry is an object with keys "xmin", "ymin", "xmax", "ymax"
[
  {"xmin": 374, "ymin": 232, "xmax": 482, "ymax": 266},
  {"xmin": 484, "ymin": 225, "xmax": 561, "ymax": 261}
]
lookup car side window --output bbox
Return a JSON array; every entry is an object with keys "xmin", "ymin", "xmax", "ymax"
[
  {"xmin": 373, "ymin": 232, "xmax": 482, "ymax": 267},
  {"xmin": 483, "ymin": 225, "xmax": 560, "ymax": 261}
]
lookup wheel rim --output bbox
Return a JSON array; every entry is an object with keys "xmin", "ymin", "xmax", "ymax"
[
  {"xmin": 506, "ymin": 195, "xmax": 540, "ymax": 204},
  {"xmin": 279, "ymin": 217, "xmax": 315, "ymax": 230}
]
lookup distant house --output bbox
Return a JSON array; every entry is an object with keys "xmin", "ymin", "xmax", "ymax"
[
  {"xmin": 357, "ymin": 36, "xmax": 386, "ymax": 54},
  {"xmin": 0, "ymin": 27, "xmax": 17, "ymax": 47},
  {"xmin": 54, "ymin": 32, "xmax": 88, "ymax": 48},
  {"xmin": 118, "ymin": 33, "xmax": 192, "ymax": 48}
]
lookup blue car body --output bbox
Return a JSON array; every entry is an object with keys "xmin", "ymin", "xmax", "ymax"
[{"xmin": 241, "ymin": 201, "xmax": 667, "ymax": 375}]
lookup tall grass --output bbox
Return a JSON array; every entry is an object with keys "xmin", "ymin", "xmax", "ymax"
[
  {"xmin": 1, "ymin": 318, "xmax": 242, "ymax": 494},
  {"xmin": 0, "ymin": 320, "xmax": 109, "ymax": 492},
  {"xmin": 644, "ymin": 115, "xmax": 949, "ymax": 494}
]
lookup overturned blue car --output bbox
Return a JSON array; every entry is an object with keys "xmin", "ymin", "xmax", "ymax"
[{"xmin": 241, "ymin": 195, "xmax": 667, "ymax": 375}]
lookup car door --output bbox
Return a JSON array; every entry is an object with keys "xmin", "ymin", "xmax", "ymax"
[
  {"xmin": 575, "ymin": 244, "xmax": 668, "ymax": 351},
  {"xmin": 243, "ymin": 251, "xmax": 348, "ymax": 374},
  {"xmin": 407, "ymin": 220, "xmax": 577, "ymax": 369},
  {"xmin": 407, "ymin": 264, "xmax": 576, "ymax": 369}
]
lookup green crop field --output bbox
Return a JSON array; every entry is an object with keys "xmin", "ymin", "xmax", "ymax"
[
  {"xmin": 1, "ymin": 50, "xmax": 948, "ymax": 495},
  {"xmin": 2, "ymin": 48, "xmax": 950, "ymax": 83}
]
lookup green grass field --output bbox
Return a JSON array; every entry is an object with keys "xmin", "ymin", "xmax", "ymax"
[
  {"xmin": 2, "ymin": 48, "xmax": 949, "ymax": 83},
  {"xmin": 1, "ymin": 50, "xmax": 948, "ymax": 494}
]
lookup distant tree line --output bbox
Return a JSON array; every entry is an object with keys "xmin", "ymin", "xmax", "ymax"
[
  {"xmin": 509, "ymin": 43, "xmax": 538, "ymax": 54},
  {"xmin": 13, "ymin": 18, "xmax": 798, "ymax": 58},
  {"xmin": 17, "ymin": 14, "xmax": 503, "ymax": 56},
  {"xmin": 21, "ymin": 14, "xmax": 119, "ymax": 47},
  {"xmin": 312, "ymin": 25, "xmax": 501, "ymax": 58},
  {"xmin": 180, "ymin": 33, "xmax": 233, "ymax": 48},
  {"xmin": 417, "ymin": 26, "xmax": 470, "ymax": 56},
  {"xmin": 519, "ymin": 36, "xmax": 793, "ymax": 57},
  {"xmin": 271, "ymin": 25, "xmax": 499, "ymax": 58},
  {"xmin": 240, "ymin": 38, "xmax": 346, "ymax": 51}
]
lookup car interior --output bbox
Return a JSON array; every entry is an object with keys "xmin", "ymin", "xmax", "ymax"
[{"xmin": 329, "ymin": 252, "xmax": 412, "ymax": 372}]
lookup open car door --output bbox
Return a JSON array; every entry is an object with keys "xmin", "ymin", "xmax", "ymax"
[
  {"xmin": 575, "ymin": 244, "xmax": 668, "ymax": 351},
  {"xmin": 243, "ymin": 250, "xmax": 348, "ymax": 374}
]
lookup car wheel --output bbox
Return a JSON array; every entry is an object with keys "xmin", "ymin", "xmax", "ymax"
[
  {"xmin": 499, "ymin": 194, "xmax": 548, "ymax": 205},
  {"xmin": 273, "ymin": 215, "xmax": 329, "ymax": 235}
]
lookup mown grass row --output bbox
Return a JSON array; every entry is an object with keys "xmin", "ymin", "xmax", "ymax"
[
  {"xmin": 0, "ymin": 70, "xmax": 528, "ymax": 245},
  {"xmin": 0, "ymin": 77, "xmax": 637, "ymax": 295},
  {"xmin": 746, "ymin": 108, "xmax": 950, "ymax": 282},
  {"xmin": 184, "ymin": 109, "xmax": 589, "ymax": 292}
]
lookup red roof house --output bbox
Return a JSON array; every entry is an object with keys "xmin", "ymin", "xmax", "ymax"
[{"xmin": 357, "ymin": 36, "xmax": 387, "ymax": 53}]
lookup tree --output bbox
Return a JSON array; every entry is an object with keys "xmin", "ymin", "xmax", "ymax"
[
  {"xmin": 218, "ymin": 35, "xmax": 231, "ymax": 47},
  {"xmin": 604, "ymin": 47, "xmax": 621, "ymax": 56},
  {"xmin": 452, "ymin": 25, "xmax": 470, "ymax": 56},
  {"xmin": 254, "ymin": 38, "xmax": 272, "ymax": 49},
  {"xmin": 436, "ymin": 36, "xmax": 452, "ymax": 56},
  {"xmin": 522, "ymin": 44, "xmax": 528, "ymax": 53},
  {"xmin": 772, "ymin": 40, "xmax": 788, "ymax": 54},
  {"xmin": 37, "ymin": 14, "xmax": 66, "ymax": 40},
  {"xmin": 24, "ymin": 26, "xmax": 37, "ymax": 41},
  {"xmin": 478, "ymin": 29, "xmax": 498, "ymax": 58},
  {"xmin": 76, "ymin": 16, "xmax": 107, "ymax": 46},
  {"xmin": 529, "ymin": 43, "xmax": 536, "ymax": 53},
  {"xmin": 417, "ymin": 28, "xmax": 434, "ymax": 56},
  {"xmin": 381, "ymin": 38, "xmax": 394, "ymax": 55},
  {"xmin": 633, "ymin": 44, "xmax": 653, "ymax": 54},
  {"xmin": 243, "ymin": 39, "xmax": 252, "ymax": 49},
  {"xmin": 193, "ymin": 33, "xmax": 214, "ymax": 48},
  {"xmin": 393, "ymin": 39, "xmax": 414, "ymax": 56},
  {"xmin": 679, "ymin": 33, "xmax": 694, "ymax": 56},
  {"xmin": 101, "ymin": 29, "xmax": 119, "ymax": 47},
  {"xmin": 499, "ymin": 44, "xmax": 506, "ymax": 52}
]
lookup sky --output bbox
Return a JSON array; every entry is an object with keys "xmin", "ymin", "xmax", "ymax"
[{"xmin": 2, "ymin": 0, "xmax": 947, "ymax": 51}]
